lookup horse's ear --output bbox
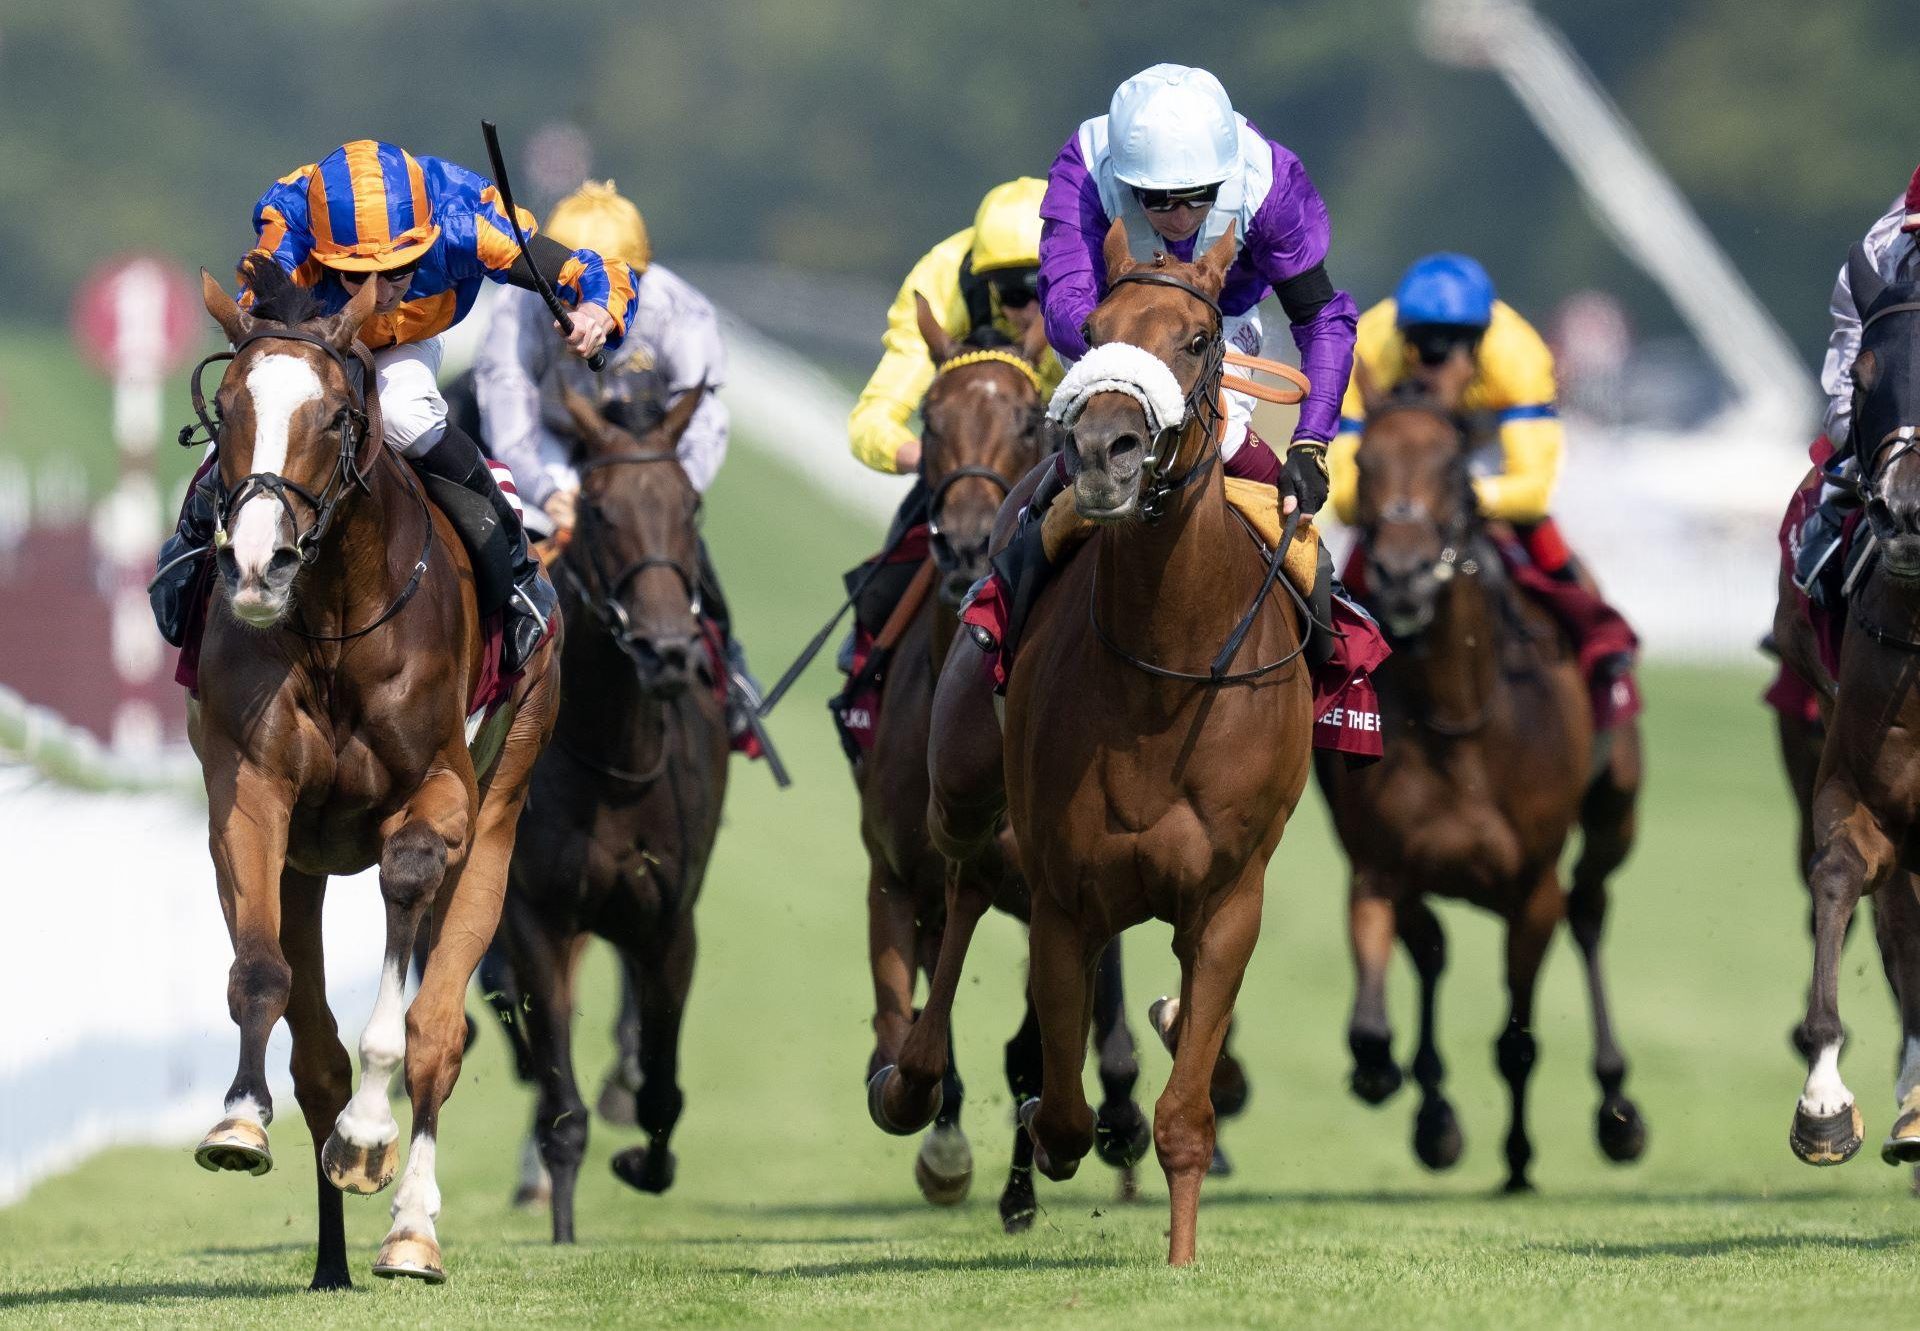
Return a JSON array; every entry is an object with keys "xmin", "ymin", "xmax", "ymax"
[
  {"xmin": 322, "ymin": 274, "xmax": 379, "ymax": 351},
  {"xmin": 1018, "ymin": 307, "xmax": 1051, "ymax": 368},
  {"xmin": 560, "ymin": 386, "xmax": 614, "ymax": 452},
  {"xmin": 201, "ymin": 268, "xmax": 253, "ymax": 345},
  {"xmin": 1851, "ymin": 241, "xmax": 1888, "ymax": 317},
  {"xmin": 915, "ymin": 292, "xmax": 958, "ymax": 365},
  {"xmin": 654, "ymin": 381, "xmax": 708, "ymax": 449},
  {"xmin": 1103, "ymin": 219, "xmax": 1136, "ymax": 284},
  {"xmin": 1193, "ymin": 220, "xmax": 1238, "ymax": 295}
]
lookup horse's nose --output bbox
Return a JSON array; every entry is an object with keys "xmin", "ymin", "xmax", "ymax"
[
  {"xmin": 636, "ymin": 631, "xmax": 698, "ymax": 696},
  {"xmin": 1077, "ymin": 421, "xmax": 1145, "ymax": 481}
]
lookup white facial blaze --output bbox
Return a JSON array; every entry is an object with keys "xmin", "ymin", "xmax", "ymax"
[{"xmin": 230, "ymin": 355, "xmax": 323, "ymax": 581}]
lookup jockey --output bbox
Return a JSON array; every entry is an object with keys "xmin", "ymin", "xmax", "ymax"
[
  {"xmin": 152, "ymin": 139, "xmax": 638, "ymax": 674},
  {"xmin": 473, "ymin": 180, "xmax": 763, "ymax": 737},
  {"xmin": 848, "ymin": 176, "xmax": 1063, "ymax": 538},
  {"xmin": 1328, "ymin": 253, "xmax": 1634, "ymax": 683},
  {"xmin": 1793, "ymin": 167, "xmax": 1920, "ymax": 607},
  {"xmin": 1039, "ymin": 63, "xmax": 1358, "ymax": 515}
]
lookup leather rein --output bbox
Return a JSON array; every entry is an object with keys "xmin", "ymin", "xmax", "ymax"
[{"xmin": 178, "ymin": 327, "xmax": 434, "ymax": 644}]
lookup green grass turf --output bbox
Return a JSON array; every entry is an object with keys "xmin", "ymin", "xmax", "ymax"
[{"xmin": 4, "ymin": 329, "xmax": 1918, "ymax": 1326}]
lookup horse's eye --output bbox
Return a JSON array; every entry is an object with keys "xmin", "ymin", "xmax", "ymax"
[
  {"xmin": 1080, "ymin": 320, "xmax": 1095, "ymax": 346},
  {"xmin": 1188, "ymin": 334, "xmax": 1209, "ymax": 356}
]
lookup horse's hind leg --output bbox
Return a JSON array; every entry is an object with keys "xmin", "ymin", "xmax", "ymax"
[
  {"xmin": 1495, "ymin": 875, "xmax": 1563, "ymax": 1194},
  {"xmin": 1871, "ymin": 874, "xmax": 1920, "ymax": 1167},
  {"xmin": 1156, "ymin": 878, "xmax": 1263, "ymax": 1267},
  {"xmin": 280, "ymin": 868, "xmax": 353, "ymax": 1291},
  {"xmin": 1792, "ymin": 802, "xmax": 1894, "ymax": 1166},
  {"xmin": 1398, "ymin": 897, "xmax": 1463, "ymax": 1171},
  {"xmin": 1571, "ymin": 726, "xmax": 1648, "ymax": 1165},
  {"xmin": 999, "ymin": 994, "xmax": 1041, "ymax": 1232},
  {"xmin": 1090, "ymin": 938, "xmax": 1151, "ymax": 1191},
  {"xmin": 1347, "ymin": 873, "xmax": 1404, "ymax": 1105},
  {"xmin": 196, "ymin": 768, "xmax": 293, "ymax": 1180},
  {"xmin": 596, "ymin": 959, "xmax": 643, "ymax": 1128},
  {"xmin": 325, "ymin": 772, "xmax": 470, "ymax": 1202}
]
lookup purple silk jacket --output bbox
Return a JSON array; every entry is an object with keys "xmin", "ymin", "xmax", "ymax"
[{"xmin": 1038, "ymin": 127, "xmax": 1357, "ymax": 444}]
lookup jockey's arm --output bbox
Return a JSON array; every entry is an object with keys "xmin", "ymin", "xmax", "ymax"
[
  {"xmin": 1036, "ymin": 132, "xmax": 1107, "ymax": 362},
  {"xmin": 1327, "ymin": 302, "xmax": 1400, "ymax": 525},
  {"xmin": 237, "ymin": 166, "xmax": 326, "ymax": 303},
  {"xmin": 847, "ymin": 230, "xmax": 972, "ymax": 474},
  {"xmin": 1471, "ymin": 305, "xmax": 1562, "ymax": 524},
  {"xmin": 489, "ymin": 231, "xmax": 638, "ymax": 357},
  {"xmin": 651, "ymin": 270, "xmax": 731, "ymax": 494},
  {"xmin": 1822, "ymin": 195, "xmax": 1909, "ymax": 450},
  {"xmin": 473, "ymin": 286, "xmax": 571, "ymax": 513}
]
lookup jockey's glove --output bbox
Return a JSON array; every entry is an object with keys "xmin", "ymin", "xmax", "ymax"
[{"xmin": 1283, "ymin": 440, "xmax": 1330, "ymax": 515}]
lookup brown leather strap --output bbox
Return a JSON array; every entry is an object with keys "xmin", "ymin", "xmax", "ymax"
[{"xmin": 876, "ymin": 559, "xmax": 937, "ymax": 651}]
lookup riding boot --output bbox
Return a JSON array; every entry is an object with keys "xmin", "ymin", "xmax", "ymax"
[
  {"xmin": 150, "ymin": 473, "xmax": 219, "ymax": 647},
  {"xmin": 412, "ymin": 423, "xmax": 557, "ymax": 675},
  {"xmin": 698, "ymin": 537, "xmax": 763, "ymax": 742}
]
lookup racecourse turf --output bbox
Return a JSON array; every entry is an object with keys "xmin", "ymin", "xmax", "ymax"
[{"xmin": 5, "ymin": 422, "xmax": 1920, "ymax": 1327}]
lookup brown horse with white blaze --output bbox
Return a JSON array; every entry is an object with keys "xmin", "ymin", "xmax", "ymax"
[
  {"xmin": 184, "ymin": 261, "xmax": 557, "ymax": 1288},
  {"xmin": 1317, "ymin": 379, "xmax": 1645, "ymax": 1192}
]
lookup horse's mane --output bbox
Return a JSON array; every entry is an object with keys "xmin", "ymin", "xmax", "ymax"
[{"xmin": 239, "ymin": 254, "xmax": 324, "ymax": 327}]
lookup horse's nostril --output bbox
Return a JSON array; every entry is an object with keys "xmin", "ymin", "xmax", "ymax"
[
  {"xmin": 1108, "ymin": 433, "xmax": 1142, "ymax": 462},
  {"xmin": 267, "ymin": 547, "xmax": 302, "ymax": 579}
]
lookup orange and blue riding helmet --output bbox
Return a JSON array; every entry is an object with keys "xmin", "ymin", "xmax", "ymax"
[{"xmin": 305, "ymin": 140, "xmax": 440, "ymax": 273}]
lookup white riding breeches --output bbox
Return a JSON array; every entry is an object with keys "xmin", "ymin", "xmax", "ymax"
[{"xmin": 369, "ymin": 337, "xmax": 448, "ymax": 459}]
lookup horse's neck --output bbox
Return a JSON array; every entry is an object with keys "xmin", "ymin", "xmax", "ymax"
[
  {"xmin": 1406, "ymin": 565, "xmax": 1499, "ymax": 731},
  {"xmin": 1095, "ymin": 441, "xmax": 1249, "ymax": 661}
]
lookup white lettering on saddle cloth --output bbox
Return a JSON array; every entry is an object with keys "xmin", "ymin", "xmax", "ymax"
[{"xmin": 1317, "ymin": 704, "xmax": 1381, "ymax": 734}]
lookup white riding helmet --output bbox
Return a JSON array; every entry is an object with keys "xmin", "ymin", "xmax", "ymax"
[{"xmin": 1107, "ymin": 64, "xmax": 1239, "ymax": 191}]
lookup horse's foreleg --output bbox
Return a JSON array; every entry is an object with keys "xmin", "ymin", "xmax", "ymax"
[
  {"xmin": 1793, "ymin": 800, "xmax": 1895, "ymax": 1166},
  {"xmin": 1495, "ymin": 875, "xmax": 1563, "ymax": 1194},
  {"xmin": 1571, "ymin": 734, "xmax": 1648, "ymax": 1165},
  {"xmin": 1021, "ymin": 897, "xmax": 1101, "ymax": 1185},
  {"xmin": 280, "ymin": 868, "xmax": 352, "ymax": 1292},
  {"xmin": 1396, "ymin": 897, "xmax": 1463, "ymax": 1172},
  {"xmin": 1089, "ymin": 939, "xmax": 1151, "ymax": 1181},
  {"xmin": 1347, "ymin": 875, "xmax": 1403, "ymax": 1106},
  {"xmin": 873, "ymin": 863, "xmax": 989, "ymax": 1136},
  {"xmin": 865, "ymin": 861, "xmax": 918, "ymax": 1083},
  {"xmin": 1873, "ymin": 876, "xmax": 1920, "ymax": 1168},
  {"xmin": 595, "ymin": 945, "xmax": 642, "ymax": 1127},
  {"xmin": 999, "ymin": 994, "xmax": 1041, "ymax": 1232},
  {"xmin": 326, "ymin": 770, "xmax": 470, "ymax": 1201},
  {"xmin": 196, "ymin": 767, "xmax": 293, "ymax": 1179},
  {"xmin": 610, "ymin": 920, "xmax": 696, "ymax": 1200},
  {"xmin": 1156, "ymin": 879, "xmax": 1263, "ymax": 1267},
  {"xmin": 507, "ymin": 909, "xmax": 587, "ymax": 1243}
]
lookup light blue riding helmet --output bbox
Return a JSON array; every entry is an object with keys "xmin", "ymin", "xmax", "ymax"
[{"xmin": 1393, "ymin": 254, "xmax": 1496, "ymax": 328}]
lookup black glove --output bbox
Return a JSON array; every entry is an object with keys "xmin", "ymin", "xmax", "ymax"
[{"xmin": 1282, "ymin": 441, "xmax": 1330, "ymax": 515}]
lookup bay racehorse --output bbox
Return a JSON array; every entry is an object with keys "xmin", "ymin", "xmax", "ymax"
[
  {"xmin": 1780, "ymin": 252, "xmax": 1920, "ymax": 1173},
  {"xmin": 858, "ymin": 302, "xmax": 1153, "ymax": 1229},
  {"xmin": 184, "ymin": 260, "xmax": 558, "ymax": 1288},
  {"xmin": 493, "ymin": 387, "xmax": 729, "ymax": 1242},
  {"xmin": 1317, "ymin": 377, "xmax": 1645, "ymax": 1192},
  {"xmin": 888, "ymin": 222, "xmax": 1313, "ymax": 1265}
]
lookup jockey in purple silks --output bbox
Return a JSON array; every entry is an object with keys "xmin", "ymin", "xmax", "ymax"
[{"xmin": 1038, "ymin": 63, "xmax": 1358, "ymax": 515}]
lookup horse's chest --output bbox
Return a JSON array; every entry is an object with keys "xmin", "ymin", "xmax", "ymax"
[{"xmin": 1363, "ymin": 744, "xmax": 1534, "ymax": 887}]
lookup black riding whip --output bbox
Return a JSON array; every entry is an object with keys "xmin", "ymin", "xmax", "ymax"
[{"xmin": 481, "ymin": 119, "xmax": 608, "ymax": 372}]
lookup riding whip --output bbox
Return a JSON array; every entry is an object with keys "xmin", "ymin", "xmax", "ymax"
[{"xmin": 481, "ymin": 120, "xmax": 608, "ymax": 372}]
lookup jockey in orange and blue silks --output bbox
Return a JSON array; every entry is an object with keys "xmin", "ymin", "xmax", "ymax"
[
  {"xmin": 1038, "ymin": 63, "xmax": 1357, "ymax": 516},
  {"xmin": 155, "ymin": 140, "xmax": 638, "ymax": 673}
]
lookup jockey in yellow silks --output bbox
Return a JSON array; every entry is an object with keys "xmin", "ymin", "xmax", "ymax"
[{"xmin": 1329, "ymin": 253, "xmax": 1637, "ymax": 689}]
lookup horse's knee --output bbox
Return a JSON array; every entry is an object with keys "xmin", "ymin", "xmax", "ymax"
[
  {"xmin": 539, "ymin": 1101, "xmax": 589, "ymax": 1167},
  {"xmin": 381, "ymin": 821, "xmax": 449, "ymax": 911},
  {"xmin": 1496, "ymin": 1024, "xmax": 1537, "ymax": 1084},
  {"xmin": 226, "ymin": 954, "xmax": 291, "ymax": 1022}
]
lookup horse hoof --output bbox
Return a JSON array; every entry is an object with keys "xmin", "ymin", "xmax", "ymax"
[
  {"xmin": 1882, "ymin": 1106, "xmax": 1920, "ymax": 1166},
  {"xmin": 1348, "ymin": 1034, "xmax": 1404, "ymax": 1105},
  {"xmin": 1597, "ymin": 1095, "xmax": 1648, "ymax": 1164},
  {"xmin": 1501, "ymin": 1177, "xmax": 1536, "ymax": 1196},
  {"xmin": 308, "ymin": 1265, "xmax": 352, "ymax": 1293},
  {"xmin": 1093, "ymin": 1102, "xmax": 1152, "ymax": 1170},
  {"xmin": 866, "ymin": 1065, "xmax": 940, "ymax": 1137},
  {"xmin": 1147, "ymin": 997, "xmax": 1179, "ymax": 1052},
  {"xmin": 193, "ymin": 1118, "xmax": 272, "ymax": 1177},
  {"xmin": 914, "ymin": 1125, "xmax": 973, "ymax": 1207},
  {"xmin": 322, "ymin": 1129, "xmax": 399, "ymax": 1195},
  {"xmin": 1210, "ymin": 1055, "xmax": 1252, "ymax": 1120},
  {"xmin": 372, "ymin": 1230, "xmax": 445, "ymax": 1284},
  {"xmin": 610, "ymin": 1145, "xmax": 677, "ymax": 1195},
  {"xmin": 1207, "ymin": 1144, "xmax": 1234, "ymax": 1178},
  {"xmin": 1791, "ymin": 1102, "xmax": 1864, "ymax": 1166},
  {"xmin": 1117, "ymin": 1163, "xmax": 1142, "ymax": 1202},
  {"xmin": 595, "ymin": 1075, "xmax": 640, "ymax": 1129},
  {"xmin": 1414, "ymin": 1098, "xmax": 1465, "ymax": 1171},
  {"xmin": 511, "ymin": 1180, "xmax": 552, "ymax": 1210},
  {"xmin": 1018, "ymin": 1098, "xmax": 1080, "ymax": 1183},
  {"xmin": 1000, "ymin": 1168, "xmax": 1037, "ymax": 1233}
]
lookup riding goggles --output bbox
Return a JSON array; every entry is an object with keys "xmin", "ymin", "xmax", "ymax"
[
  {"xmin": 1133, "ymin": 183, "xmax": 1222, "ymax": 213},
  {"xmin": 1403, "ymin": 323, "xmax": 1484, "ymax": 367},
  {"xmin": 990, "ymin": 269, "xmax": 1040, "ymax": 310}
]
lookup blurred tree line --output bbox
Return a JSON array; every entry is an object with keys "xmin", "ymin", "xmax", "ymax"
[{"xmin": 0, "ymin": 0, "xmax": 1913, "ymax": 363}]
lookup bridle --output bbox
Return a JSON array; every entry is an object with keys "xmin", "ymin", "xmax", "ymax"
[
  {"xmin": 176, "ymin": 325, "xmax": 434, "ymax": 644},
  {"xmin": 922, "ymin": 348, "xmax": 1049, "ymax": 569},
  {"xmin": 1105, "ymin": 269, "xmax": 1227, "ymax": 523},
  {"xmin": 1359, "ymin": 404, "xmax": 1482, "ymax": 603},
  {"xmin": 555, "ymin": 450, "xmax": 702, "ymax": 673}
]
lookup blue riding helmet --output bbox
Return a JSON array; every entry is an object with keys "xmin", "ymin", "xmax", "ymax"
[{"xmin": 1393, "ymin": 254, "xmax": 1496, "ymax": 329}]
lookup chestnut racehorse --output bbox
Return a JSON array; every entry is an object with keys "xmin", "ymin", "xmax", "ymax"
[
  {"xmin": 184, "ymin": 261, "xmax": 558, "ymax": 1288},
  {"xmin": 858, "ymin": 303, "xmax": 1154, "ymax": 1229},
  {"xmin": 493, "ymin": 387, "xmax": 729, "ymax": 1243},
  {"xmin": 1778, "ymin": 254, "xmax": 1920, "ymax": 1174},
  {"xmin": 889, "ymin": 222, "xmax": 1314, "ymax": 1265},
  {"xmin": 1317, "ymin": 381, "xmax": 1645, "ymax": 1192}
]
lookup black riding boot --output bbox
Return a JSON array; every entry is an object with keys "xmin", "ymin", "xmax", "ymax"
[
  {"xmin": 698, "ymin": 537, "xmax": 762, "ymax": 741},
  {"xmin": 412, "ymin": 423, "xmax": 557, "ymax": 674},
  {"xmin": 149, "ymin": 474, "xmax": 219, "ymax": 647}
]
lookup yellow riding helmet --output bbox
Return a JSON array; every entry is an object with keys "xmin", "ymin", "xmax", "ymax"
[
  {"xmin": 969, "ymin": 177, "xmax": 1045, "ymax": 274},
  {"xmin": 544, "ymin": 180, "xmax": 651, "ymax": 273}
]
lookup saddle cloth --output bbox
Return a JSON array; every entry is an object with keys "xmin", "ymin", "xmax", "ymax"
[{"xmin": 1767, "ymin": 435, "xmax": 1865, "ymax": 724}]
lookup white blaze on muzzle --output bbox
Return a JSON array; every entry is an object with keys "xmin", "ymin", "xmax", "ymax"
[
  {"xmin": 1047, "ymin": 342, "xmax": 1187, "ymax": 437},
  {"xmin": 230, "ymin": 354, "xmax": 324, "ymax": 581}
]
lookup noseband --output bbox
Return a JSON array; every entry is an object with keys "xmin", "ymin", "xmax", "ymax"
[
  {"xmin": 1105, "ymin": 270, "xmax": 1226, "ymax": 522},
  {"xmin": 559, "ymin": 451, "xmax": 702, "ymax": 669},
  {"xmin": 921, "ymin": 347, "xmax": 1048, "ymax": 565}
]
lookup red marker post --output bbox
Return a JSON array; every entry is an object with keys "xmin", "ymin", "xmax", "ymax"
[{"xmin": 70, "ymin": 255, "xmax": 201, "ymax": 753}]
